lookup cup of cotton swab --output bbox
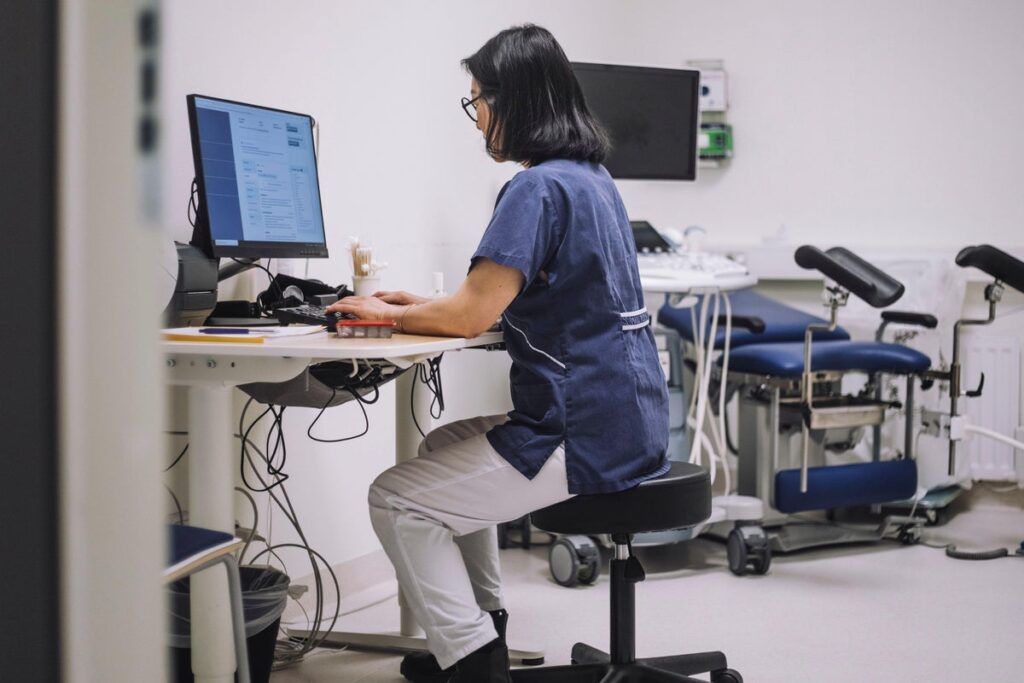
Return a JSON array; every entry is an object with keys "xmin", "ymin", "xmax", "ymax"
[{"xmin": 350, "ymin": 240, "xmax": 387, "ymax": 296}]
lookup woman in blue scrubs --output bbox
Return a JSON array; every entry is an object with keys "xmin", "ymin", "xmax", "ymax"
[{"xmin": 329, "ymin": 24, "xmax": 669, "ymax": 683}]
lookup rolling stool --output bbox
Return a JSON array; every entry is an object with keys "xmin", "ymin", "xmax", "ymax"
[{"xmin": 511, "ymin": 461, "xmax": 741, "ymax": 683}]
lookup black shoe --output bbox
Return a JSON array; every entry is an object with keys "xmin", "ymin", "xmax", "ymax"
[
  {"xmin": 450, "ymin": 638, "xmax": 511, "ymax": 683},
  {"xmin": 400, "ymin": 610, "xmax": 509, "ymax": 683}
]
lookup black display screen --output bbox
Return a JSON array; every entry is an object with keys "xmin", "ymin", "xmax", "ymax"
[
  {"xmin": 573, "ymin": 63, "xmax": 700, "ymax": 181},
  {"xmin": 630, "ymin": 221, "xmax": 673, "ymax": 252}
]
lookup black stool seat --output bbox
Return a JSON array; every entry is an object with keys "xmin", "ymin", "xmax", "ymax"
[{"xmin": 532, "ymin": 461, "xmax": 711, "ymax": 536}]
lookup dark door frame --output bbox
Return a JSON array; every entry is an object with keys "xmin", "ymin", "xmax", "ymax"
[{"xmin": 0, "ymin": 1, "xmax": 60, "ymax": 680}]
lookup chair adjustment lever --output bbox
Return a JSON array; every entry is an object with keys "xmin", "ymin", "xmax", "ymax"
[
  {"xmin": 965, "ymin": 372, "xmax": 985, "ymax": 398},
  {"xmin": 624, "ymin": 556, "xmax": 646, "ymax": 583}
]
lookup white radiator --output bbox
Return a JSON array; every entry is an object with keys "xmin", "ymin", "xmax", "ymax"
[{"xmin": 962, "ymin": 334, "xmax": 1022, "ymax": 482}]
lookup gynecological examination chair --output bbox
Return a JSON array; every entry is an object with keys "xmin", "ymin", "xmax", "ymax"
[{"xmin": 658, "ymin": 246, "xmax": 936, "ymax": 561}]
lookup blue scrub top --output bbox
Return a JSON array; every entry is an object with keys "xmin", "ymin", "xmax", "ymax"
[{"xmin": 472, "ymin": 159, "xmax": 669, "ymax": 495}]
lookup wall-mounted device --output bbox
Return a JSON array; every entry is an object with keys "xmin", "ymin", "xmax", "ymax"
[
  {"xmin": 697, "ymin": 68, "xmax": 728, "ymax": 113},
  {"xmin": 687, "ymin": 60, "xmax": 733, "ymax": 166},
  {"xmin": 571, "ymin": 62, "xmax": 700, "ymax": 181},
  {"xmin": 699, "ymin": 123, "xmax": 733, "ymax": 161}
]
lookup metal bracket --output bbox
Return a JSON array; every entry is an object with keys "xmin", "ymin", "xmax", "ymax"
[{"xmin": 165, "ymin": 354, "xmax": 309, "ymax": 386}]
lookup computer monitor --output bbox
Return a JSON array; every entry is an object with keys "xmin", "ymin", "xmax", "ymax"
[
  {"xmin": 187, "ymin": 94, "xmax": 329, "ymax": 259},
  {"xmin": 571, "ymin": 63, "xmax": 700, "ymax": 181}
]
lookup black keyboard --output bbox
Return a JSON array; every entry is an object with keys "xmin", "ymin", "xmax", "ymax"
[{"xmin": 274, "ymin": 304, "xmax": 355, "ymax": 331}]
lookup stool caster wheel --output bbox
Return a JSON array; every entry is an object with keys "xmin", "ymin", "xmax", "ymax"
[
  {"xmin": 549, "ymin": 535, "xmax": 600, "ymax": 587},
  {"xmin": 727, "ymin": 524, "xmax": 771, "ymax": 576},
  {"xmin": 520, "ymin": 656, "xmax": 545, "ymax": 666},
  {"xmin": 712, "ymin": 668, "xmax": 743, "ymax": 683}
]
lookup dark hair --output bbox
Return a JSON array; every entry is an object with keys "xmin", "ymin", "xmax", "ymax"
[{"xmin": 462, "ymin": 25, "xmax": 609, "ymax": 166}]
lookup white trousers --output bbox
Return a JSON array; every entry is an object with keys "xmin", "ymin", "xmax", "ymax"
[{"xmin": 368, "ymin": 415, "xmax": 573, "ymax": 669}]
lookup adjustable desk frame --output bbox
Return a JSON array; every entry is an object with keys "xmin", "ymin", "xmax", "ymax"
[{"xmin": 164, "ymin": 332, "xmax": 541, "ymax": 683}]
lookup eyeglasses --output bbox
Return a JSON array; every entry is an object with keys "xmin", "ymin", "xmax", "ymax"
[{"xmin": 461, "ymin": 95, "xmax": 483, "ymax": 122}]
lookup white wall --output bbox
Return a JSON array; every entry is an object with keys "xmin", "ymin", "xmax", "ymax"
[
  {"xmin": 160, "ymin": 0, "xmax": 1024, "ymax": 572},
  {"xmin": 611, "ymin": 0, "xmax": 1024, "ymax": 251}
]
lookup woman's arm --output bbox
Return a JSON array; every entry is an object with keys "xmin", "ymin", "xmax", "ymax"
[{"xmin": 327, "ymin": 258, "xmax": 524, "ymax": 338}]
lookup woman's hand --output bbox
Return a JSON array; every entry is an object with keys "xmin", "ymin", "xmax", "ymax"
[
  {"xmin": 373, "ymin": 290, "xmax": 431, "ymax": 306},
  {"xmin": 326, "ymin": 295, "xmax": 402, "ymax": 321}
]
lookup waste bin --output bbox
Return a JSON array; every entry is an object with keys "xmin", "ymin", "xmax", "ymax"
[{"xmin": 168, "ymin": 565, "xmax": 290, "ymax": 683}]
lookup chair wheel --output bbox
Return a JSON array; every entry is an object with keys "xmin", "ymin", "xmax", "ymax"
[
  {"xmin": 727, "ymin": 529, "xmax": 748, "ymax": 576},
  {"xmin": 712, "ymin": 668, "xmax": 743, "ymax": 683},
  {"xmin": 549, "ymin": 535, "xmax": 600, "ymax": 587},
  {"xmin": 727, "ymin": 525, "xmax": 771, "ymax": 577},
  {"xmin": 520, "ymin": 656, "xmax": 545, "ymax": 666},
  {"xmin": 579, "ymin": 552, "xmax": 600, "ymax": 585}
]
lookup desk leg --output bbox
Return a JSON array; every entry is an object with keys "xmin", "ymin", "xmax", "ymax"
[
  {"xmin": 394, "ymin": 367, "xmax": 431, "ymax": 636},
  {"xmin": 188, "ymin": 384, "xmax": 237, "ymax": 683}
]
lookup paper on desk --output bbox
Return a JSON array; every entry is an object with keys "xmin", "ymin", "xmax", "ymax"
[
  {"xmin": 162, "ymin": 325, "xmax": 326, "ymax": 343},
  {"xmin": 258, "ymin": 325, "xmax": 326, "ymax": 338}
]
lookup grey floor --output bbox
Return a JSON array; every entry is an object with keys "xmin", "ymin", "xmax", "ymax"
[{"xmin": 271, "ymin": 490, "xmax": 1024, "ymax": 682}]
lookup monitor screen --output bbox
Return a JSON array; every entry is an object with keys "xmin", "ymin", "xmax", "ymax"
[
  {"xmin": 187, "ymin": 95, "xmax": 328, "ymax": 258},
  {"xmin": 630, "ymin": 221, "xmax": 674, "ymax": 253},
  {"xmin": 572, "ymin": 63, "xmax": 700, "ymax": 181}
]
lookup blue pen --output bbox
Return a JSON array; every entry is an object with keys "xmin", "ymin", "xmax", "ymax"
[{"xmin": 198, "ymin": 328, "xmax": 252, "ymax": 334}]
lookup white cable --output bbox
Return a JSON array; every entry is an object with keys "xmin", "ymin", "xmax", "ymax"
[
  {"xmin": 963, "ymin": 423, "xmax": 1024, "ymax": 451},
  {"xmin": 707, "ymin": 403, "xmax": 727, "ymax": 466},
  {"xmin": 717, "ymin": 291, "xmax": 733, "ymax": 494},
  {"xmin": 683, "ymin": 289, "xmax": 734, "ymax": 493},
  {"xmin": 689, "ymin": 292, "xmax": 720, "ymax": 485},
  {"xmin": 687, "ymin": 301, "xmax": 704, "ymax": 417},
  {"xmin": 686, "ymin": 415, "xmax": 719, "ymax": 484},
  {"xmin": 705, "ymin": 413, "xmax": 729, "ymax": 492},
  {"xmin": 688, "ymin": 294, "xmax": 710, "ymax": 465}
]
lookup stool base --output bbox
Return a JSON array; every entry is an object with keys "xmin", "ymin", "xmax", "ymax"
[{"xmin": 512, "ymin": 642, "xmax": 739, "ymax": 683}]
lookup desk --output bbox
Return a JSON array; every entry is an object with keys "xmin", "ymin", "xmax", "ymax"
[{"xmin": 164, "ymin": 331, "xmax": 540, "ymax": 682}]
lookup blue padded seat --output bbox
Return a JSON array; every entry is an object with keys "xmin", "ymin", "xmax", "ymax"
[
  {"xmin": 168, "ymin": 525, "xmax": 236, "ymax": 568},
  {"xmin": 657, "ymin": 289, "xmax": 851, "ymax": 349},
  {"xmin": 726, "ymin": 340, "xmax": 931, "ymax": 377},
  {"xmin": 775, "ymin": 459, "xmax": 918, "ymax": 514}
]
